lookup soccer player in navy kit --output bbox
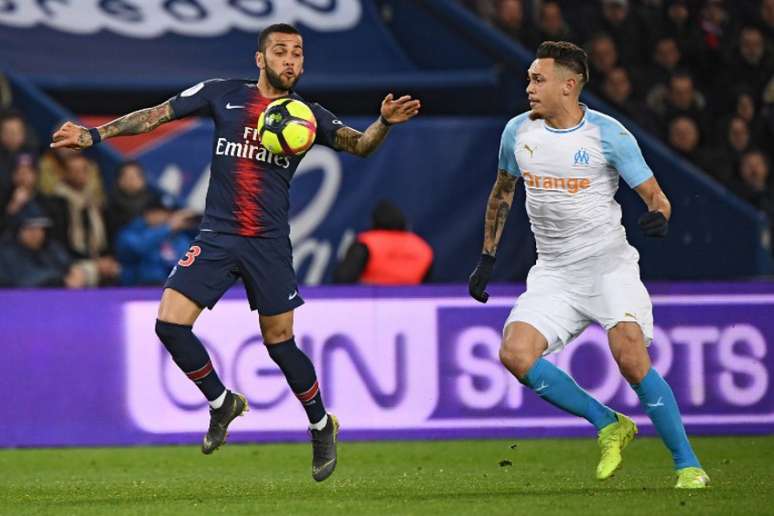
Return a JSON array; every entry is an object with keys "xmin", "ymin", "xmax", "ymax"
[{"xmin": 51, "ymin": 23, "xmax": 421, "ymax": 481}]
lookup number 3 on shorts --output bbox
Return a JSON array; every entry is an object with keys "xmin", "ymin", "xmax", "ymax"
[{"xmin": 178, "ymin": 245, "xmax": 201, "ymax": 267}]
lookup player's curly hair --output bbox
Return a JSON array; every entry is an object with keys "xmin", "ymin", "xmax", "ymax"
[
  {"xmin": 258, "ymin": 23, "xmax": 301, "ymax": 52},
  {"xmin": 536, "ymin": 41, "xmax": 589, "ymax": 86}
]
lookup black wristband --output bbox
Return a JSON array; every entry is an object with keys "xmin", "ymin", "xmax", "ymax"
[
  {"xmin": 88, "ymin": 127, "xmax": 102, "ymax": 145},
  {"xmin": 378, "ymin": 115, "xmax": 393, "ymax": 127}
]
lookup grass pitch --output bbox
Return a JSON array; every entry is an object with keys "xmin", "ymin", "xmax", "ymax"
[{"xmin": 1, "ymin": 436, "xmax": 772, "ymax": 515}]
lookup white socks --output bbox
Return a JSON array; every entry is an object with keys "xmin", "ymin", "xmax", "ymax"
[
  {"xmin": 209, "ymin": 389, "xmax": 228, "ymax": 409},
  {"xmin": 309, "ymin": 414, "xmax": 328, "ymax": 431}
]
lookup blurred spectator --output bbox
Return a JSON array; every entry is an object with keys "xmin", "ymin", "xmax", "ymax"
[
  {"xmin": 733, "ymin": 150, "xmax": 774, "ymax": 223},
  {"xmin": 699, "ymin": 0, "xmax": 737, "ymax": 56},
  {"xmin": 1, "ymin": 153, "xmax": 68, "ymax": 243},
  {"xmin": 718, "ymin": 116, "xmax": 753, "ymax": 172},
  {"xmin": 0, "ymin": 111, "xmax": 37, "ymax": 200},
  {"xmin": 115, "ymin": 199, "xmax": 197, "ymax": 286},
  {"xmin": 661, "ymin": 0, "xmax": 705, "ymax": 66},
  {"xmin": 0, "ymin": 203, "xmax": 86, "ymax": 289},
  {"xmin": 459, "ymin": 0, "xmax": 496, "ymax": 24},
  {"xmin": 52, "ymin": 153, "xmax": 110, "ymax": 260},
  {"xmin": 601, "ymin": 67, "xmax": 656, "ymax": 130},
  {"xmin": 647, "ymin": 71, "xmax": 710, "ymax": 135},
  {"xmin": 107, "ymin": 160, "xmax": 164, "ymax": 238},
  {"xmin": 589, "ymin": 0, "xmax": 648, "ymax": 65},
  {"xmin": 667, "ymin": 116, "xmax": 731, "ymax": 183},
  {"xmin": 333, "ymin": 200, "xmax": 433, "ymax": 285},
  {"xmin": 761, "ymin": 0, "xmax": 774, "ymax": 43},
  {"xmin": 637, "ymin": 36, "xmax": 684, "ymax": 99},
  {"xmin": 537, "ymin": 2, "xmax": 576, "ymax": 44},
  {"xmin": 586, "ymin": 33, "xmax": 620, "ymax": 95},
  {"xmin": 493, "ymin": 0, "xmax": 540, "ymax": 49},
  {"xmin": 38, "ymin": 144, "xmax": 105, "ymax": 204},
  {"xmin": 727, "ymin": 26, "xmax": 774, "ymax": 102}
]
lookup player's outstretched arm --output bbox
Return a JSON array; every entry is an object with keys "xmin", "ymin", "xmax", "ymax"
[
  {"xmin": 50, "ymin": 101, "xmax": 175, "ymax": 149},
  {"xmin": 469, "ymin": 170, "xmax": 518, "ymax": 303},
  {"xmin": 334, "ymin": 93, "xmax": 420, "ymax": 157},
  {"xmin": 634, "ymin": 177, "xmax": 672, "ymax": 238}
]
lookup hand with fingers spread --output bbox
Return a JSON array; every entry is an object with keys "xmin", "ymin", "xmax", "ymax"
[
  {"xmin": 50, "ymin": 121, "xmax": 95, "ymax": 150},
  {"xmin": 380, "ymin": 93, "xmax": 421, "ymax": 125}
]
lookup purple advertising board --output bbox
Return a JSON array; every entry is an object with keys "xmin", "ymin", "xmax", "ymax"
[{"xmin": 1, "ymin": 283, "xmax": 773, "ymax": 448}]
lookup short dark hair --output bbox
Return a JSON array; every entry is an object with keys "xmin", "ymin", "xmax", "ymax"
[
  {"xmin": 258, "ymin": 23, "xmax": 301, "ymax": 52},
  {"xmin": 536, "ymin": 41, "xmax": 589, "ymax": 85}
]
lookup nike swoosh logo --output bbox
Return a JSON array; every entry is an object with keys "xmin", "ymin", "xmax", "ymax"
[
  {"xmin": 226, "ymin": 103, "xmax": 245, "ymax": 109},
  {"xmin": 288, "ymin": 291, "xmax": 298, "ymax": 300},
  {"xmin": 647, "ymin": 397, "xmax": 664, "ymax": 408}
]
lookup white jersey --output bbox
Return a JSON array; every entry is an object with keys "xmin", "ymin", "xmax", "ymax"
[{"xmin": 498, "ymin": 105, "xmax": 653, "ymax": 267}]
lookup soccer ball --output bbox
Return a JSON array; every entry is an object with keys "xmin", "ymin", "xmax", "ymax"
[{"xmin": 257, "ymin": 98, "xmax": 317, "ymax": 156}]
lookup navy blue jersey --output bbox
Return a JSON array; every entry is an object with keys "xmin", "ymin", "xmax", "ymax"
[{"xmin": 168, "ymin": 79, "xmax": 345, "ymax": 237}]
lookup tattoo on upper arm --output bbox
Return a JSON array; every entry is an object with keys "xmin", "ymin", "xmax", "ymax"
[
  {"xmin": 334, "ymin": 127, "xmax": 363, "ymax": 154},
  {"xmin": 101, "ymin": 101, "xmax": 174, "ymax": 138}
]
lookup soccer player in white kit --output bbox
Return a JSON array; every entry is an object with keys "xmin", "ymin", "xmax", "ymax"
[{"xmin": 468, "ymin": 41, "xmax": 709, "ymax": 489}]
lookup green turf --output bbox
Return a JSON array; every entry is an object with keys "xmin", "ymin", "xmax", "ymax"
[{"xmin": 1, "ymin": 436, "xmax": 772, "ymax": 515}]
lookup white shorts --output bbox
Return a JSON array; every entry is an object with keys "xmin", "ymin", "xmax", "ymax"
[{"xmin": 504, "ymin": 245, "xmax": 653, "ymax": 354}]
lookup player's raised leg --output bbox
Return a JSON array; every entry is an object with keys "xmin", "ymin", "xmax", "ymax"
[
  {"xmin": 260, "ymin": 311, "xmax": 339, "ymax": 482},
  {"xmin": 608, "ymin": 322, "xmax": 709, "ymax": 488},
  {"xmin": 500, "ymin": 322, "xmax": 620, "ymax": 431},
  {"xmin": 156, "ymin": 288, "xmax": 248, "ymax": 454}
]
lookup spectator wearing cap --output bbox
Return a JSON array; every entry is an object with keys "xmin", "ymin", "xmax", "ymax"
[
  {"xmin": 333, "ymin": 200, "xmax": 433, "ymax": 285},
  {"xmin": 115, "ymin": 199, "xmax": 198, "ymax": 285},
  {"xmin": 0, "ymin": 202, "xmax": 86, "ymax": 289},
  {"xmin": 107, "ymin": 160, "xmax": 166, "ymax": 239}
]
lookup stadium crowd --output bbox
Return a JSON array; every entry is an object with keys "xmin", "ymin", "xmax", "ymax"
[
  {"xmin": 0, "ymin": 108, "xmax": 197, "ymax": 288},
  {"xmin": 1, "ymin": 0, "xmax": 773, "ymax": 288},
  {"xmin": 463, "ymin": 0, "xmax": 774, "ymax": 222}
]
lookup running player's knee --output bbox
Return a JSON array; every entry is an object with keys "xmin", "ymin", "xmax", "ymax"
[
  {"xmin": 155, "ymin": 319, "xmax": 192, "ymax": 349},
  {"xmin": 499, "ymin": 338, "xmax": 539, "ymax": 378},
  {"xmin": 263, "ymin": 326, "xmax": 293, "ymax": 345},
  {"xmin": 616, "ymin": 353, "xmax": 649, "ymax": 384}
]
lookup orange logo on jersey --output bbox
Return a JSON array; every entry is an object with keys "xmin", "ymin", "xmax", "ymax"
[{"xmin": 522, "ymin": 171, "xmax": 590, "ymax": 194}]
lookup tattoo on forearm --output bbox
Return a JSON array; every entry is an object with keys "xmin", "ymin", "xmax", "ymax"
[
  {"xmin": 335, "ymin": 118, "xmax": 389, "ymax": 157},
  {"xmin": 100, "ymin": 101, "xmax": 174, "ymax": 139},
  {"xmin": 483, "ymin": 170, "xmax": 517, "ymax": 255}
]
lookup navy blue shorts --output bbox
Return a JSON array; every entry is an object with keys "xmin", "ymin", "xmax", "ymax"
[{"xmin": 165, "ymin": 231, "xmax": 303, "ymax": 315}]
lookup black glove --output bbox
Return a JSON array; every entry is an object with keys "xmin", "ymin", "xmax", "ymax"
[
  {"xmin": 468, "ymin": 254, "xmax": 495, "ymax": 303},
  {"xmin": 638, "ymin": 211, "xmax": 668, "ymax": 238}
]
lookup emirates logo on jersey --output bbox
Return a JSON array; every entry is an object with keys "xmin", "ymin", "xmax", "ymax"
[{"xmin": 522, "ymin": 171, "xmax": 591, "ymax": 195}]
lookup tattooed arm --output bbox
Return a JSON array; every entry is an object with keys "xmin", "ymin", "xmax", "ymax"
[
  {"xmin": 51, "ymin": 101, "xmax": 175, "ymax": 149},
  {"xmin": 334, "ymin": 93, "xmax": 421, "ymax": 157},
  {"xmin": 482, "ymin": 170, "xmax": 518, "ymax": 256},
  {"xmin": 334, "ymin": 123, "xmax": 389, "ymax": 158}
]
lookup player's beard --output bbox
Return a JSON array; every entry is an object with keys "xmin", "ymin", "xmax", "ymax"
[{"xmin": 264, "ymin": 64, "xmax": 300, "ymax": 92}]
